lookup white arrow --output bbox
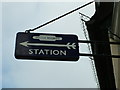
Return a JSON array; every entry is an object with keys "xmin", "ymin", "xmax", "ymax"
[{"xmin": 20, "ymin": 41, "xmax": 76, "ymax": 49}]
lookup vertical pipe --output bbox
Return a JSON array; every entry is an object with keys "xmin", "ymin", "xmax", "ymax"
[{"xmin": 85, "ymin": 2, "xmax": 116, "ymax": 89}]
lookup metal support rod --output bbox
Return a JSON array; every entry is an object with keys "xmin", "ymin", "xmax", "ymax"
[
  {"xmin": 78, "ymin": 40, "xmax": 120, "ymax": 45},
  {"xmin": 79, "ymin": 12, "xmax": 91, "ymax": 19},
  {"xmin": 79, "ymin": 53, "xmax": 120, "ymax": 58},
  {"xmin": 26, "ymin": 1, "xmax": 94, "ymax": 32}
]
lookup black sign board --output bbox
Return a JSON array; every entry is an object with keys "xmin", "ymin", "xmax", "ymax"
[{"xmin": 15, "ymin": 32, "xmax": 79, "ymax": 61}]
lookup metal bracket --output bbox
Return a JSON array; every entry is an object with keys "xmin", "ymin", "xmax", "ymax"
[{"xmin": 78, "ymin": 40, "xmax": 120, "ymax": 58}]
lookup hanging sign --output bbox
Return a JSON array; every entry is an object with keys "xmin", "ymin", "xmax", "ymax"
[{"xmin": 15, "ymin": 32, "xmax": 79, "ymax": 61}]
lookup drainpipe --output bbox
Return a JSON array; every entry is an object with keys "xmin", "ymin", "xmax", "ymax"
[{"xmin": 85, "ymin": 2, "xmax": 116, "ymax": 89}]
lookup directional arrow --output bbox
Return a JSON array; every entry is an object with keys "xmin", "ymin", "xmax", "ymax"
[{"xmin": 20, "ymin": 41, "xmax": 76, "ymax": 49}]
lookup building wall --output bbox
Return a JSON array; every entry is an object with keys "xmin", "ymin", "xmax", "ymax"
[
  {"xmin": 110, "ymin": 39, "xmax": 120, "ymax": 89},
  {"xmin": 118, "ymin": 51, "xmax": 120, "ymax": 89},
  {"xmin": 110, "ymin": 1, "xmax": 120, "ymax": 89}
]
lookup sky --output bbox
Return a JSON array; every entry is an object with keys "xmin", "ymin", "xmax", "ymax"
[{"xmin": 1, "ymin": 1, "xmax": 99, "ymax": 88}]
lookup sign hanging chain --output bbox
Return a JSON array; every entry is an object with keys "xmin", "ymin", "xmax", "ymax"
[
  {"xmin": 25, "ymin": 1, "xmax": 94, "ymax": 33},
  {"xmin": 79, "ymin": 12, "xmax": 93, "ymax": 60},
  {"xmin": 79, "ymin": 13, "xmax": 100, "ymax": 88}
]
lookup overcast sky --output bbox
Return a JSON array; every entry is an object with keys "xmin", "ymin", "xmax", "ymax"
[{"xmin": 1, "ymin": 1, "xmax": 99, "ymax": 88}]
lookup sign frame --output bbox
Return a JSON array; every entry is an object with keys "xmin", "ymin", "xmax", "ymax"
[{"xmin": 15, "ymin": 32, "xmax": 79, "ymax": 61}]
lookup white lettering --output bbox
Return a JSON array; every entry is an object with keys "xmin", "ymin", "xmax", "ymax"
[
  {"xmin": 28, "ymin": 49, "xmax": 67, "ymax": 56},
  {"xmin": 38, "ymin": 49, "xmax": 45, "ymax": 55},
  {"xmin": 50, "ymin": 50, "xmax": 53, "ymax": 55},
  {"xmin": 34, "ymin": 49, "xmax": 39, "ymax": 54},
  {"xmin": 29, "ymin": 49, "xmax": 33, "ymax": 54},
  {"xmin": 60, "ymin": 50, "xmax": 66, "ymax": 56},
  {"xmin": 53, "ymin": 50, "xmax": 59, "ymax": 55},
  {"xmin": 44, "ymin": 49, "xmax": 49, "ymax": 55}
]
